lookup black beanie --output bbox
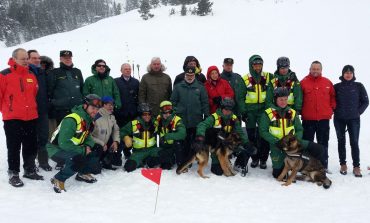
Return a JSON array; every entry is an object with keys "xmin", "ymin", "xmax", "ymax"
[
  {"xmin": 94, "ymin": 59, "xmax": 106, "ymax": 67},
  {"xmin": 342, "ymin": 65, "xmax": 354, "ymax": 76}
]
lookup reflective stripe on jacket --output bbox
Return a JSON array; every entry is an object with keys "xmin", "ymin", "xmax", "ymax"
[
  {"xmin": 265, "ymin": 107, "xmax": 296, "ymax": 139},
  {"xmin": 243, "ymin": 72, "xmax": 270, "ymax": 104},
  {"xmin": 132, "ymin": 120, "xmax": 156, "ymax": 149}
]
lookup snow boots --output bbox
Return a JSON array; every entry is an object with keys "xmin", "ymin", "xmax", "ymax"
[
  {"xmin": 23, "ymin": 168, "xmax": 44, "ymax": 180},
  {"xmin": 51, "ymin": 178, "xmax": 66, "ymax": 193},
  {"xmin": 75, "ymin": 173, "xmax": 97, "ymax": 183},
  {"xmin": 8, "ymin": 171, "xmax": 24, "ymax": 187}
]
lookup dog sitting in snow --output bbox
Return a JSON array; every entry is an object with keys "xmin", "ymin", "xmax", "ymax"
[
  {"xmin": 176, "ymin": 131, "xmax": 242, "ymax": 178},
  {"xmin": 276, "ymin": 130, "xmax": 332, "ymax": 189}
]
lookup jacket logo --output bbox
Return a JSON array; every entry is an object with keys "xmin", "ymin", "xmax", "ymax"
[{"xmin": 26, "ymin": 78, "xmax": 33, "ymax": 83}]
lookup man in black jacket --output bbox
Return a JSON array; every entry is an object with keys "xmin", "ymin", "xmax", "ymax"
[
  {"xmin": 28, "ymin": 50, "xmax": 52, "ymax": 171},
  {"xmin": 114, "ymin": 63, "xmax": 140, "ymax": 162}
]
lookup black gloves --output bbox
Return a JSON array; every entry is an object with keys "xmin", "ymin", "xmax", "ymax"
[
  {"xmin": 243, "ymin": 142, "xmax": 257, "ymax": 156},
  {"xmin": 212, "ymin": 96, "xmax": 222, "ymax": 106},
  {"xmin": 241, "ymin": 113, "xmax": 248, "ymax": 123}
]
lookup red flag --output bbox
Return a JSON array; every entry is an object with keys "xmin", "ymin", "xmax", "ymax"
[{"xmin": 141, "ymin": 168, "xmax": 162, "ymax": 185}]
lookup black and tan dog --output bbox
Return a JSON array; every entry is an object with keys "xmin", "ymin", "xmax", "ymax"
[
  {"xmin": 176, "ymin": 131, "xmax": 242, "ymax": 178},
  {"xmin": 276, "ymin": 130, "xmax": 332, "ymax": 189}
]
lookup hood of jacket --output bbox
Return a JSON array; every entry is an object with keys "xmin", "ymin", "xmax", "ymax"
[
  {"xmin": 249, "ymin": 54, "xmax": 263, "ymax": 77},
  {"xmin": 8, "ymin": 58, "xmax": 29, "ymax": 74},
  {"xmin": 91, "ymin": 64, "xmax": 111, "ymax": 78},
  {"xmin": 206, "ymin": 65, "xmax": 220, "ymax": 82}
]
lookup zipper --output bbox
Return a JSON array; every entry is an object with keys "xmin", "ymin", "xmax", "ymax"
[
  {"xmin": 144, "ymin": 130, "xmax": 147, "ymax": 148},
  {"xmin": 282, "ymin": 116, "xmax": 286, "ymax": 137},
  {"xmin": 20, "ymin": 78, "xmax": 24, "ymax": 92},
  {"xmin": 9, "ymin": 95, "xmax": 13, "ymax": 111}
]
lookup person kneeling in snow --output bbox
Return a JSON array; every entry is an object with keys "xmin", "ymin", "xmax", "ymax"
[
  {"xmin": 47, "ymin": 94, "xmax": 102, "ymax": 193},
  {"xmin": 195, "ymin": 98, "xmax": 257, "ymax": 176},
  {"xmin": 156, "ymin": 101, "xmax": 186, "ymax": 169},
  {"xmin": 121, "ymin": 103, "xmax": 161, "ymax": 172},
  {"xmin": 90, "ymin": 96, "xmax": 120, "ymax": 171}
]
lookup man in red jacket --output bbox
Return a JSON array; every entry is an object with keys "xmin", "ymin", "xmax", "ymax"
[
  {"xmin": 301, "ymin": 61, "xmax": 336, "ymax": 170},
  {"xmin": 0, "ymin": 48, "xmax": 44, "ymax": 187}
]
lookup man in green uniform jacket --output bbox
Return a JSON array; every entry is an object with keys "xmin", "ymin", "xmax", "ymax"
[
  {"xmin": 196, "ymin": 98, "xmax": 257, "ymax": 176},
  {"xmin": 83, "ymin": 59, "xmax": 121, "ymax": 109},
  {"xmin": 47, "ymin": 94, "xmax": 102, "ymax": 193},
  {"xmin": 220, "ymin": 58, "xmax": 246, "ymax": 117},
  {"xmin": 156, "ymin": 101, "xmax": 186, "ymax": 169},
  {"xmin": 265, "ymin": 57, "xmax": 302, "ymax": 112},
  {"xmin": 241, "ymin": 55, "xmax": 273, "ymax": 169},
  {"xmin": 259, "ymin": 87, "xmax": 325, "ymax": 178},
  {"xmin": 121, "ymin": 103, "xmax": 161, "ymax": 172}
]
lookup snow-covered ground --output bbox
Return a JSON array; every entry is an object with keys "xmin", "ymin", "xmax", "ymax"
[{"xmin": 1, "ymin": 0, "xmax": 370, "ymax": 222}]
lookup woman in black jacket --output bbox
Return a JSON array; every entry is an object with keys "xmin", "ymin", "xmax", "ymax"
[{"xmin": 334, "ymin": 65, "xmax": 369, "ymax": 177}]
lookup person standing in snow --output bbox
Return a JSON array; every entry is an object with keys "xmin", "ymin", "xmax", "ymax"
[
  {"xmin": 300, "ymin": 61, "xmax": 336, "ymax": 170},
  {"xmin": 171, "ymin": 66, "xmax": 209, "ymax": 163},
  {"xmin": 114, "ymin": 63, "xmax": 140, "ymax": 161},
  {"xmin": 0, "ymin": 48, "xmax": 44, "ymax": 187},
  {"xmin": 83, "ymin": 59, "xmax": 121, "ymax": 109},
  {"xmin": 266, "ymin": 57, "xmax": 303, "ymax": 112},
  {"xmin": 47, "ymin": 94, "xmax": 102, "ymax": 193},
  {"xmin": 174, "ymin": 56, "xmax": 206, "ymax": 85},
  {"xmin": 241, "ymin": 55, "xmax": 273, "ymax": 170},
  {"xmin": 204, "ymin": 65, "xmax": 234, "ymax": 114},
  {"xmin": 28, "ymin": 50, "xmax": 52, "ymax": 171},
  {"xmin": 138, "ymin": 57, "xmax": 172, "ymax": 117},
  {"xmin": 220, "ymin": 58, "xmax": 245, "ymax": 118},
  {"xmin": 334, "ymin": 65, "xmax": 368, "ymax": 177}
]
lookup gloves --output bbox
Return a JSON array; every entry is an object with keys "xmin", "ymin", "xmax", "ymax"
[
  {"xmin": 243, "ymin": 142, "xmax": 257, "ymax": 156},
  {"xmin": 192, "ymin": 135, "xmax": 205, "ymax": 153},
  {"xmin": 124, "ymin": 136, "xmax": 133, "ymax": 148},
  {"xmin": 241, "ymin": 113, "xmax": 248, "ymax": 123},
  {"xmin": 212, "ymin": 96, "xmax": 222, "ymax": 106},
  {"xmin": 195, "ymin": 135, "xmax": 205, "ymax": 143}
]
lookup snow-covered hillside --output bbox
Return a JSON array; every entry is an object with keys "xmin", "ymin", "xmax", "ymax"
[{"xmin": 1, "ymin": 0, "xmax": 370, "ymax": 222}]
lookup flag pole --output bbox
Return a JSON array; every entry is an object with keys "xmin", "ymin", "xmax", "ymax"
[{"xmin": 154, "ymin": 184, "xmax": 160, "ymax": 214}]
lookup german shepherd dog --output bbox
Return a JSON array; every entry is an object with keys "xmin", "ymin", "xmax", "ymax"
[
  {"xmin": 276, "ymin": 130, "xmax": 332, "ymax": 189},
  {"xmin": 176, "ymin": 130, "xmax": 242, "ymax": 178}
]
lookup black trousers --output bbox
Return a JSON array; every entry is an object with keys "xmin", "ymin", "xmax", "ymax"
[
  {"xmin": 36, "ymin": 113, "xmax": 49, "ymax": 165},
  {"xmin": 247, "ymin": 127, "xmax": 270, "ymax": 162},
  {"xmin": 184, "ymin": 127, "xmax": 197, "ymax": 160},
  {"xmin": 302, "ymin": 120, "xmax": 330, "ymax": 168},
  {"xmin": 334, "ymin": 118, "xmax": 360, "ymax": 167},
  {"xmin": 4, "ymin": 119, "xmax": 38, "ymax": 173}
]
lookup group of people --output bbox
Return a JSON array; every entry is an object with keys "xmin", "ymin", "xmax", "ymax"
[{"xmin": 0, "ymin": 48, "xmax": 368, "ymax": 193}]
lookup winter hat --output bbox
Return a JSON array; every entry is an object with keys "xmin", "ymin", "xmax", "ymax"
[
  {"xmin": 206, "ymin": 65, "xmax": 220, "ymax": 79},
  {"xmin": 101, "ymin": 96, "xmax": 114, "ymax": 104},
  {"xmin": 342, "ymin": 65, "xmax": 355, "ymax": 76},
  {"xmin": 277, "ymin": 57, "xmax": 290, "ymax": 69},
  {"xmin": 60, "ymin": 50, "xmax": 72, "ymax": 57},
  {"xmin": 223, "ymin": 58, "xmax": 234, "ymax": 65},
  {"xmin": 94, "ymin": 59, "xmax": 106, "ymax": 67}
]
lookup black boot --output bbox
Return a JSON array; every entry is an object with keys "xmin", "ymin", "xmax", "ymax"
[
  {"xmin": 250, "ymin": 160, "xmax": 259, "ymax": 168},
  {"xmin": 8, "ymin": 171, "xmax": 24, "ymax": 187},
  {"xmin": 259, "ymin": 161, "xmax": 267, "ymax": 169},
  {"xmin": 23, "ymin": 167, "xmax": 44, "ymax": 180}
]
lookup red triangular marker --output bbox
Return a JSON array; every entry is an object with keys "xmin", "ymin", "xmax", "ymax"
[{"xmin": 141, "ymin": 168, "xmax": 162, "ymax": 185}]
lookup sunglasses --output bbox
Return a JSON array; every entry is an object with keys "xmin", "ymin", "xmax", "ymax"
[
  {"xmin": 96, "ymin": 64, "xmax": 106, "ymax": 68},
  {"xmin": 161, "ymin": 111, "xmax": 172, "ymax": 115},
  {"xmin": 142, "ymin": 112, "xmax": 151, "ymax": 117}
]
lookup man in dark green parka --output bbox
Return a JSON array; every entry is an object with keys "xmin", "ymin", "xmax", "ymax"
[
  {"xmin": 220, "ymin": 58, "xmax": 246, "ymax": 117},
  {"xmin": 171, "ymin": 67, "xmax": 209, "ymax": 161},
  {"xmin": 47, "ymin": 94, "xmax": 102, "ymax": 193},
  {"xmin": 83, "ymin": 59, "xmax": 121, "ymax": 109},
  {"xmin": 47, "ymin": 50, "xmax": 84, "ymax": 124}
]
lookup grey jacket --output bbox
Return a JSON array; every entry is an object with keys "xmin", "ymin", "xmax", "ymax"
[{"xmin": 91, "ymin": 107, "xmax": 120, "ymax": 146}]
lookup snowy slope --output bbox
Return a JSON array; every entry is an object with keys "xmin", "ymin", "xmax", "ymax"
[{"xmin": 1, "ymin": 0, "xmax": 370, "ymax": 222}]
